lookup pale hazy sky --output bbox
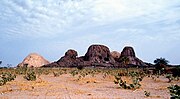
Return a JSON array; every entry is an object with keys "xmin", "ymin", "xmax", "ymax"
[{"xmin": 0, "ymin": 0, "xmax": 180, "ymax": 66}]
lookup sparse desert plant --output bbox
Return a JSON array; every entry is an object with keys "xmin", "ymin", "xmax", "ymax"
[
  {"xmin": 35, "ymin": 68, "xmax": 44, "ymax": 77},
  {"xmin": 77, "ymin": 75, "xmax": 82, "ymax": 80},
  {"xmin": 102, "ymin": 70, "xmax": 110, "ymax": 78},
  {"xmin": 15, "ymin": 66, "xmax": 28, "ymax": 75},
  {"xmin": 43, "ymin": 69, "xmax": 51, "ymax": 75},
  {"xmin": 144, "ymin": 91, "xmax": 150, "ymax": 97},
  {"xmin": 70, "ymin": 69, "xmax": 79, "ymax": 77},
  {"xmin": 168, "ymin": 84, "xmax": 180, "ymax": 99},
  {"xmin": 151, "ymin": 76, "xmax": 156, "ymax": 81},
  {"xmin": 114, "ymin": 73, "xmax": 120, "ymax": 83},
  {"xmin": 0, "ymin": 79, "xmax": 5, "ymax": 86},
  {"xmin": 53, "ymin": 71, "xmax": 60, "ymax": 77},
  {"xmin": 166, "ymin": 74, "xmax": 173, "ymax": 83},
  {"xmin": 174, "ymin": 76, "xmax": 179, "ymax": 81},
  {"xmin": 0, "ymin": 72, "xmax": 16, "ymax": 86},
  {"xmin": 53, "ymin": 70, "xmax": 63, "ymax": 77},
  {"xmin": 24, "ymin": 71, "xmax": 36, "ymax": 81},
  {"xmin": 114, "ymin": 73, "xmax": 142, "ymax": 90}
]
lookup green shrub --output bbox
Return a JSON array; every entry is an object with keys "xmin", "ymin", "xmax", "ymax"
[
  {"xmin": 114, "ymin": 73, "xmax": 142, "ymax": 90},
  {"xmin": 0, "ymin": 72, "xmax": 16, "ymax": 86},
  {"xmin": 144, "ymin": 91, "xmax": 150, "ymax": 97},
  {"xmin": 15, "ymin": 67, "xmax": 28, "ymax": 75},
  {"xmin": 24, "ymin": 71, "xmax": 36, "ymax": 81},
  {"xmin": 70, "ymin": 69, "xmax": 79, "ymax": 76},
  {"xmin": 166, "ymin": 74, "xmax": 173, "ymax": 83},
  {"xmin": 168, "ymin": 84, "xmax": 180, "ymax": 99},
  {"xmin": 53, "ymin": 70, "xmax": 63, "ymax": 77}
]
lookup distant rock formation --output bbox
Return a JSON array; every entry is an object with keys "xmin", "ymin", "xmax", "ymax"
[
  {"xmin": 56, "ymin": 49, "xmax": 83, "ymax": 67},
  {"xmin": 44, "ymin": 49, "xmax": 84, "ymax": 67},
  {"xmin": 84, "ymin": 45, "xmax": 115, "ymax": 64},
  {"xmin": 120, "ymin": 46, "xmax": 135, "ymax": 57},
  {"xmin": 43, "ymin": 44, "xmax": 146, "ymax": 68},
  {"xmin": 111, "ymin": 51, "xmax": 121, "ymax": 61},
  {"xmin": 119, "ymin": 46, "xmax": 145, "ymax": 66},
  {"xmin": 44, "ymin": 45, "xmax": 117, "ymax": 67},
  {"xmin": 17, "ymin": 53, "xmax": 49, "ymax": 67},
  {"xmin": 64, "ymin": 49, "xmax": 78, "ymax": 59}
]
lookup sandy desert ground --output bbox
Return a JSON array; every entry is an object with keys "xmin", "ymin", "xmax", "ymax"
[{"xmin": 0, "ymin": 69, "xmax": 180, "ymax": 99}]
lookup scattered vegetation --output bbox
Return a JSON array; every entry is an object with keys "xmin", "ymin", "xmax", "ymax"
[
  {"xmin": 144, "ymin": 91, "xmax": 150, "ymax": 97},
  {"xmin": 0, "ymin": 65, "xmax": 179, "ymax": 99},
  {"xmin": 0, "ymin": 72, "xmax": 16, "ymax": 86},
  {"xmin": 168, "ymin": 84, "xmax": 180, "ymax": 99},
  {"xmin": 166, "ymin": 74, "xmax": 173, "ymax": 83},
  {"xmin": 114, "ymin": 71, "xmax": 144, "ymax": 90},
  {"xmin": 0, "ymin": 60, "xmax": 179, "ymax": 97},
  {"xmin": 24, "ymin": 70, "xmax": 36, "ymax": 81},
  {"xmin": 53, "ymin": 70, "xmax": 64, "ymax": 77}
]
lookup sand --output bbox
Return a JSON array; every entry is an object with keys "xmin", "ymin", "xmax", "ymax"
[{"xmin": 0, "ymin": 74, "xmax": 179, "ymax": 99}]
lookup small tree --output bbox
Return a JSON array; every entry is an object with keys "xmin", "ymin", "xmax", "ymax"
[
  {"xmin": 24, "ymin": 70, "xmax": 36, "ymax": 81},
  {"xmin": 154, "ymin": 57, "xmax": 169, "ymax": 74},
  {"xmin": 168, "ymin": 85, "xmax": 180, "ymax": 99},
  {"xmin": 0, "ymin": 61, "xmax": 2, "ymax": 66}
]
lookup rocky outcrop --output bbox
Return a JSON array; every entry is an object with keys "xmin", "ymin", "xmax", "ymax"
[
  {"xmin": 119, "ymin": 46, "xmax": 145, "ymax": 66},
  {"xmin": 43, "ymin": 45, "xmax": 146, "ymax": 68},
  {"xmin": 111, "ymin": 51, "xmax": 121, "ymax": 61},
  {"xmin": 56, "ymin": 49, "xmax": 82, "ymax": 67},
  {"xmin": 17, "ymin": 53, "xmax": 49, "ymax": 67},
  {"xmin": 64, "ymin": 49, "xmax": 78, "ymax": 59},
  {"xmin": 44, "ymin": 49, "xmax": 83, "ymax": 67},
  {"xmin": 44, "ymin": 45, "xmax": 117, "ymax": 67},
  {"xmin": 84, "ymin": 45, "xmax": 115, "ymax": 64},
  {"xmin": 120, "ymin": 46, "xmax": 135, "ymax": 57}
]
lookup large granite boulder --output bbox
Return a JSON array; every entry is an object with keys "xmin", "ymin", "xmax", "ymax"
[
  {"xmin": 119, "ymin": 46, "xmax": 145, "ymax": 66},
  {"xmin": 84, "ymin": 44, "xmax": 115, "ymax": 64},
  {"xmin": 57, "ymin": 49, "xmax": 82, "ymax": 67},
  {"xmin": 120, "ymin": 46, "xmax": 135, "ymax": 57},
  {"xmin": 111, "ymin": 51, "xmax": 121, "ymax": 61},
  {"xmin": 17, "ymin": 53, "xmax": 49, "ymax": 67},
  {"xmin": 64, "ymin": 49, "xmax": 78, "ymax": 59},
  {"xmin": 44, "ymin": 49, "xmax": 83, "ymax": 67}
]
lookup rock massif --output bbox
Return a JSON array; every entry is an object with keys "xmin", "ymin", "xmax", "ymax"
[
  {"xmin": 120, "ymin": 46, "xmax": 135, "ymax": 57},
  {"xmin": 119, "ymin": 46, "xmax": 145, "ymax": 66},
  {"xmin": 56, "ymin": 49, "xmax": 83, "ymax": 67},
  {"xmin": 44, "ymin": 45, "xmax": 116, "ymax": 67},
  {"xmin": 44, "ymin": 49, "xmax": 81, "ymax": 67},
  {"xmin": 84, "ymin": 45, "xmax": 115, "ymax": 64},
  {"xmin": 18, "ymin": 53, "xmax": 49, "ymax": 67},
  {"xmin": 43, "ymin": 44, "xmax": 146, "ymax": 68}
]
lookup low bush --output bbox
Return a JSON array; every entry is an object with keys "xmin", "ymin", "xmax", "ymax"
[
  {"xmin": 24, "ymin": 71, "xmax": 36, "ymax": 81},
  {"xmin": 144, "ymin": 91, "xmax": 150, "ymax": 97},
  {"xmin": 0, "ymin": 72, "xmax": 16, "ymax": 86},
  {"xmin": 114, "ymin": 72, "xmax": 142, "ymax": 90},
  {"xmin": 168, "ymin": 84, "xmax": 180, "ymax": 99},
  {"xmin": 166, "ymin": 74, "xmax": 173, "ymax": 83}
]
